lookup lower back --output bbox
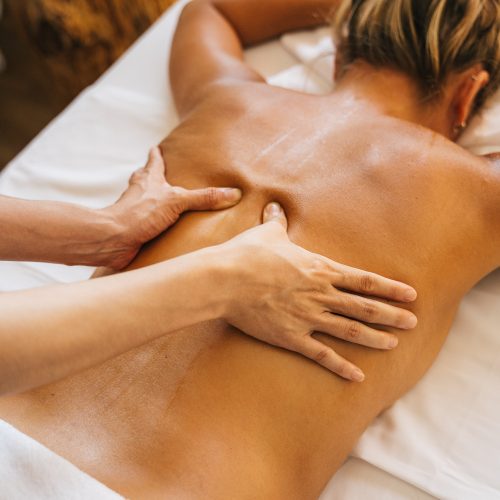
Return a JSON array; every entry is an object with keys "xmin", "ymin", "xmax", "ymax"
[{"xmin": 0, "ymin": 206, "xmax": 462, "ymax": 498}]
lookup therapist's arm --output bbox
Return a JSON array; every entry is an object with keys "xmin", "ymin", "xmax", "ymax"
[
  {"xmin": 0, "ymin": 203, "xmax": 417, "ymax": 396},
  {"xmin": 0, "ymin": 148, "xmax": 241, "ymax": 270},
  {"xmin": 0, "ymin": 243, "xmax": 232, "ymax": 396}
]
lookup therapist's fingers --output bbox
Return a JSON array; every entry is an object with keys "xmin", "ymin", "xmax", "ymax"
[
  {"xmin": 262, "ymin": 202, "xmax": 288, "ymax": 231},
  {"xmin": 143, "ymin": 147, "xmax": 243, "ymax": 211},
  {"xmin": 316, "ymin": 314, "xmax": 399, "ymax": 350},
  {"xmin": 294, "ymin": 337, "xmax": 365, "ymax": 382},
  {"xmin": 178, "ymin": 186, "xmax": 243, "ymax": 211},
  {"xmin": 323, "ymin": 291, "xmax": 417, "ymax": 330},
  {"xmin": 329, "ymin": 263, "xmax": 418, "ymax": 303}
]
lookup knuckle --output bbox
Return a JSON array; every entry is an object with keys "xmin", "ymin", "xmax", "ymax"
[
  {"xmin": 361, "ymin": 300, "xmax": 377, "ymax": 320},
  {"xmin": 170, "ymin": 186, "xmax": 185, "ymax": 201},
  {"xmin": 170, "ymin": 185, "xmax": 182, "ymax": 195},
  {"xmin": 310, "ymin": 257, "xmax": 328, "ymax": 274},
  {"xmin": 315, "ymin": 281, "xmax": 332, "ymax": 296},
  {"xmin": 131, "ymin": 168, "xmax": 148, "ymax": 185},
  {"xmin": 307, "ymin": 259, "xmax": 331, "ymax": 292},
  {"xmin": 129, "ymin": 171, "xmax": 141, "ymax": 184},
  {"xmin": 313, "ymin": 348, "xmax": 331, "ymax": 364},
  {"xmin": 345, "ymin": 321, "xmax": 360, "ymax": 341},
  {"xmin": 360, "ymin": 273, "xmax": 375, "ymax": 293},
  {"xmin": 331, "ymin": 270, "xmax": 345, "ymax": 285},
  {"xmin": 205, "ymin": 187, "xmax": 220, "ymax": 205},
  {"xmin": 337, "ymin": 296, "xmax": 354, "ymax": 315}
]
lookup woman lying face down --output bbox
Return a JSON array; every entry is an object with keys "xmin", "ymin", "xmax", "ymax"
[{"xmin": 0, "ymin": 0, "xmax": 499, "ymax": 497}]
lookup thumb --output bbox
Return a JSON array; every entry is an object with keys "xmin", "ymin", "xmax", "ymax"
[
  {"xmin": 181, "ymin": 187, "xmax": 242, "ymax": 211},
  {"xmin": 262, "ymin": 202, "xmax": 288, "ymax": 231},
  {"xmin": 146, "ymin": 147, "xmax": 167, "ymax": 176}
]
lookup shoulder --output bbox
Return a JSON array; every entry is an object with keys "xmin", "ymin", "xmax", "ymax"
[
  {"xmin": 372, "ymin": 119, "xmax": 477, "ymax": 180},
  {"xmin": 185, "ymin": 79, "xmax": 289, "ymax": 118},
  {"xmin": 386, "ymin": 120, "xmax": 497, "ymax": 184},
  {"xmin": 407, "ymin": 135, "xmax": 500, "ymax": 263},
  {"xmin": 375, "ymin": 121, "xmax": 498, "ymax": 215}
]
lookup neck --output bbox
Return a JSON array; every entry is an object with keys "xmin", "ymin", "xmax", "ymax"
[{"xmin": 333, "ymin": 61, "xmax": 454, "ymax": 139}]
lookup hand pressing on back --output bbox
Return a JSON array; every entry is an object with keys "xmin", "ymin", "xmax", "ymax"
[{"xmin": 220, "ymin": 202, "xmax": 418, "ymax": 382}]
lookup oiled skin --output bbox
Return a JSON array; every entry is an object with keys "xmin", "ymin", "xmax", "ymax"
[{"xmin": 0, "ymin": 82, "xmax": 498, "ymax": 498}]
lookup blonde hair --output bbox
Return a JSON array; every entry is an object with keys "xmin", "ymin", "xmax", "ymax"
[{"xmin": 333, "ymin": 0, "xmax": 500, "ymax": 105}]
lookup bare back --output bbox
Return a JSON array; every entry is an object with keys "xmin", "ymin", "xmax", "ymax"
[{"xmin": 0, "ymin": 82, "xmax": 498, "ymax": 498}]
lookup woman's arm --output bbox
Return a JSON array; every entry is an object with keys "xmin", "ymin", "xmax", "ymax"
[
  {"xmin": 0, "ymin": 204, "xmax": 417, "ymax": 396},
  {"xmin": 0, "ymin": 148, "xmax": 241, "ymax": 269},
  {"xmin": 170, "ymin": 0, "xmax": 337, "ymax": 116}
]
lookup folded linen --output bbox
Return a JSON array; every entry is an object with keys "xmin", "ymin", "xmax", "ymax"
[{"xmin": 0, "ymin": 420, "xmax": 123, "ymax": 500}]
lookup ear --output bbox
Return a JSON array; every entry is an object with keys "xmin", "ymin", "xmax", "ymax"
[{"xmin": 454, "ymin": 65, "xmax": 490, "ymax": 127}]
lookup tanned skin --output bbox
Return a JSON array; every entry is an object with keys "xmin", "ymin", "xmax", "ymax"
[{"xmin": 0, "ymin": 0, "xmax": 499, "ymax": 498}]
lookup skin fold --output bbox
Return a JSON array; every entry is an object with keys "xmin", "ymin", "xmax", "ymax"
[{"xmin": 0, "ymin": 0, "xmax": 499, "ymax": 498}]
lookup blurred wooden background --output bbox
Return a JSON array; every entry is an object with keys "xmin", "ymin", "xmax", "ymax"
[{"xmin": 0, "ymin": 0, "xmax": 177, "ymax": 169}]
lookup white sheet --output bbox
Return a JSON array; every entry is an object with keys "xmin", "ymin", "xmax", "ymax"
[
  {"xmin": 0, "ymin": 1, "xmax": 498, "ymax": 498},
  {"xmin": 0, "ymin": 421, "xmax": 121, "ymax": 500}
]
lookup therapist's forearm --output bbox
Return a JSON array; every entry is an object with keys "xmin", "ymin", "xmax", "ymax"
[
  {"xmin": 0, "ymin": 195, "xmax": 124, "ymax": 267},
  {"xmin": 0, "ymin": 247, "xmax": 228, "ymax": 396}
]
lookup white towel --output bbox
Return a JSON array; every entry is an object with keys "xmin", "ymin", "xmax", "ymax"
[
  {"xmin": 0, "ymin": 421, "xmax": 123, "ymax": 500},
  {"xmin": 281, "ymin": 27, "xmax": 335, "ymax": 84}
]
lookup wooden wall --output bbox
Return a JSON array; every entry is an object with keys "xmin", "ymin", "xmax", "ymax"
[{"xmin": 9, "ymin": 0, "xmax": 177, "ymax": 98}]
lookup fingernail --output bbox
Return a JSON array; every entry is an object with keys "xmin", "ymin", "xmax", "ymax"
[
  {"xmin": 404, "ymin": 288, "xmax": 417, "ymax": 301},
  {"xmin": 221, "ymin": 188, "xmax": 242, "ymax": 202},
  {"xmin": 351, "ymin": 369, "xmax": 365, "ymax": 382},
  {"xmin": 388, "ymin": 337, "xmax": 399, "ymax": 349},
  {"xmin": 404, "ymin": 314, "xmax": 418, "ymax": 329},
  {"xmin": 266, "ymin": 202, "xmax": 282, "ymax": 218}
]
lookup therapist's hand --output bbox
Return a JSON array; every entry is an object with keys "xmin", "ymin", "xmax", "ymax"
[
  {"xmin": 221, "ymin": 203, "xmax": 418, "ymax": 382},
  {"xmin": 104, "ymin": 147, "xmax": 242, "ymax": 269}
]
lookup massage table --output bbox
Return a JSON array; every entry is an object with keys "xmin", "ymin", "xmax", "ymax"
[{"xmin": 1, "ymin": 1, "xmax": 499, "ymax": 498}]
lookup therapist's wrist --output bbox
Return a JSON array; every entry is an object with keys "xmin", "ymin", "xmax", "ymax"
[
  {"xmin": 195, "ymin": 245, "xmax": 238, "ymax": 320},
  {"xmin": 73, "ymin": 208, "xmax": 135, "ymax": 269},
  {"xmin": 154, "ymin": 244, "xmax": 236, "ymax": 324},
  {"xmin": 201, "ymin": 242, "xmax": 255, "ymax": 321}
]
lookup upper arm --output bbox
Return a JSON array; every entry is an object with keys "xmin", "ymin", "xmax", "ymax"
[
  {"xmin": 169, "ymin": 0, "xmax": 335, "ymax": 118},
  {"xmin": 170, "ymin": 1, "xmax": 263, "ymax": 118}
]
